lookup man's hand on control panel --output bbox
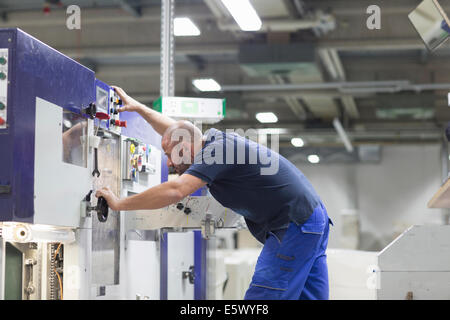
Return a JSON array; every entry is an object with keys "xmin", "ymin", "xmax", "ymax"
[
  {"xmin": 110, "ymin": 85, "xmax": 176, "ymax": 136},
  {"xmin": 111, "ymin": 86, "xmax": 145, "ymax": 113}
]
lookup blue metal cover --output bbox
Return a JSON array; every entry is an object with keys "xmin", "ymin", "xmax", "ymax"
[{"xmin": 0, "ymin": 28, "xmax": 95, "ymax": 223}]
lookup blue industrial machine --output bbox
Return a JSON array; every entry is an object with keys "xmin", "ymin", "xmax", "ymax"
[
  {"xmin": 0, "ymin": 29, "xmax": 167, "ymax": 228},
  {"xmin": 0, "ymin": 28, "xmax": 95, "ymax": 225},
  {"xmin": 0, "ymin": 28, "xmax": 238, "ymax": 300}
]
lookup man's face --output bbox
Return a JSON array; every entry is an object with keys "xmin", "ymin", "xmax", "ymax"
[{"xmin": 162, "ymin": 139, "xmax": 193, "ymax": 175}]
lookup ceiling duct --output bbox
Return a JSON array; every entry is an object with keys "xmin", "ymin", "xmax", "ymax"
[{"xmin": 238, "ymin": 43, "xmax": 317, "ymax": 77}]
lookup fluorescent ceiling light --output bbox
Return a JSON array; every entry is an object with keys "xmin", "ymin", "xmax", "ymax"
[
  {"xmin": 256, "ymin": 128, "xmax": 289, "ymax": 135},
  {"xmin": 308, "ymin": 155, "xmax": 320, "ymax": 164},
  {"xmin": 220, "ymin": 0, "xmax": 262, "ymax": 31},
  {"xmin": 192, "ymin": 78, "xmax": 222, "ymax": 92},
  {"xmin": 291, "ymin": 138, "xmax": 304, "ymax": 148},
  {"xmin": 256, "ymin": 112, "xmax": 278, "ymax": 123},
  {"xmin": 174, "ymin": 17, "xmax": 201, "ymax": 36}
]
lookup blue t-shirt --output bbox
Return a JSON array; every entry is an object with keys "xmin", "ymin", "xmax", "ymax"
[{"xmin": 185, "ymin": 129, "xmax": 321, "ymax": 243}]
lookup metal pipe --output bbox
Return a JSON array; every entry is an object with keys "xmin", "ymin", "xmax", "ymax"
[
  {"xmin": 222, "ymin": 80, "xmax": 450, "ymax": 94},
  {"xmin": 222, "ymin": 80, "xmax": 412, "ymax": 91},
  {"xmin": 218, "ymin": 18, "xmax": 324, "ymax": 32},
  {"xmin": 160, "ymin": 0, "xmax": 175, "ymax": 97},
  {"xmin": 333, "ymin": 118, "xmax": 354, "ymax": 153},
  {"xmin": 222, "ymin": 80, "xmax": 411, "ymax": 92}
]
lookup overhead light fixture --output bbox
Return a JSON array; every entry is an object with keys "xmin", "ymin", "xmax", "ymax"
[
  {"xmin": 174, "ymin": 17, "xmax": 201, "ymax": 36},
  {"xmin": 332, "ymin": 118, "xmax": 354, "ymax": 153},
  {"xmin": 291, "ymin": 138, "xmax": 304, "ymax": 148},
  {"xmin": 256, "ymin": 112, "xmax": 278, "ymax": 124},
  {"xmin": 308, "ymin": 155, "xmax": 320, "ymax": 164},
  {"xmin": 192, "ymin": 78, "xmax": 222, "ymax": 92},
  {"xmin": 256, "ymin": 128, "xmax": 289, "ymax": 135},
  {"xmin": 220, "ymin": 0, "xmax": 262, "ymax": 31}
]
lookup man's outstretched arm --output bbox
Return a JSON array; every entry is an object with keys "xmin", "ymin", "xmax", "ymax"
[
  {"xmin": 112, "ymin": 86, "xmax": 176, "ymax": 136},
  {"xmin": 95, "ymin": 174, "xmax": 207, "ymax": 211}
]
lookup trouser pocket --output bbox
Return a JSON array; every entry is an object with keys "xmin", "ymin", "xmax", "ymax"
[
  {"xmin": 300, "ymin": 204, "xmax": 327, "ymax": 235},
  {"xmin": 245, "ymin": 274, "xmax": 289, "ymax": 300}
]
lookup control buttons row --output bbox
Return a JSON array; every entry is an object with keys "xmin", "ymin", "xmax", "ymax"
[
  {"xmin": 110, "ymin": 96, "xmax": 122, "ymax": 105},
  {"xmin": 110, "ymin": 119, "xmax": 127, "ymax": 128}
]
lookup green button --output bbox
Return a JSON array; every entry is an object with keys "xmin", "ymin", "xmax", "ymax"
[
  {"xmin": 0, "ymin": 57, "xmax": 7, "ymax": 65},
  {"xmin": 0, "ymin": 102, "xmax": 5, "ymax": 110},
  {"xmin": 0, "ymin": 73, "xmax": 6, "ymax": 80}
]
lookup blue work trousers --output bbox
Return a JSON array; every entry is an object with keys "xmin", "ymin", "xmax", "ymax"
[{"xmin": 244, "ymin": 203, "xmax": 332, "ymax": 300}]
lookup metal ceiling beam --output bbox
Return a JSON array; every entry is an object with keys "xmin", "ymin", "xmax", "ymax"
[
  {"xmin": 306, "ymin": 0, "xmax": 450, "ymax": 16},
  {"xmin": 0, "ymin": 4, "xmax": 212, "ymax": 27},
  {"xmin": 210, "ymin": 123, "xmax": 442, "ymax": 143},
  {"xmin": 60, "ymin": 43, "xmax": 239, "ymax": 60},
  {"xmin": 214, "ymin": 119, "xmax": 445, "ymax": 134},
  {"xmin": 318, "ymin": 48, "xmax": 360, "ymax": 118},
  {"xmin": 222, "ymin": 80, "xmax": 411, "ymax": 92},
  {"xmin": 222, "ymin": 81, "xmax": 450, "ymax": 96},
  {"xmin": 318, "ymin": 38, "xmax": 430, "ymax": 51},
  {"xmin": 269, "ymin": 75, "xmax": 306, "ymax": 120},
  {"xmin": 333, "ymin": 118, "xmax": 354, "ymax": 152}
]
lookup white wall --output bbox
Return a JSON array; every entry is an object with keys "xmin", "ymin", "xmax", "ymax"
[{"xmin": 297, "ymin": 145, "xmax": 444, "ymax": 251}]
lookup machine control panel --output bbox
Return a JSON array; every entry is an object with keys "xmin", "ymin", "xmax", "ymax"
[
  {"xmin": 0, "ymin": 48, "xmax": 8, "ymax": 129},
  {"xmin": 108, "ymin": 87, "xmax": 126, "ymax": 134},
  {"xmin": 95, "ymin": 80, "xmax": 126, "ymax": 134}
]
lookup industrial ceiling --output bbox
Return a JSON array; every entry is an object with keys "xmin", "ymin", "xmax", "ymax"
[{"xmin": 1, "ymin": 0, "xmax": 449, "ymax": 162}]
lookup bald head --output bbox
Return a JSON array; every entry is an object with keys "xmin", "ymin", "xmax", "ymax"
[
  {"xmin": 161, "ymin": 121, "xmax": 203, "ymax": 175},
  {"xmin": 162, "ymin": 121, "xmax": 202, "ymax": 145}
]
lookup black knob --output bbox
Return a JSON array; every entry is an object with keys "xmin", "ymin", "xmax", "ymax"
[
  {"xmin": 84, "ymin": 190, "xmax": 93, "ymax": 202},
  {"xmin": 97, "ymin": 197, "xmax": 109, "ymax": 222},
  {"xmin": 184, "ymin": 207, "xmax": 191, "ymax": 215},
  {"xmin": 83, "ymin": 103, "xmax": 97, "ymax": 119},
  {"xmin": 176, "ymin": 203, "xmax": 184, "ymax": 210}
]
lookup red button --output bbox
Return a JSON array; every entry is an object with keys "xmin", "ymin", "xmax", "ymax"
[
  {"xmin": 0, "ymin": 117, "xmax": 5, "ymax": 125},
  {"xmin": 111, "ymin": 119, "xmax": 127, "ymax": 128}
]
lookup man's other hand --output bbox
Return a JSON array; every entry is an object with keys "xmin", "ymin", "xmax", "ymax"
[
  {"xmin": 95, "ymin": 187, "xmax": 121, "ymax": 211},
  {"xmin": 111, "ymin": 86, "xmax": 145, "ymax": 113}
]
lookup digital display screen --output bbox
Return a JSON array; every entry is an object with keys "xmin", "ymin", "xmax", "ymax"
[
  {"xmin": 181, "ymin": 101, "xmax": 199, "ymax": 115},
  {"xmin": 96, "ymin": 86, "xmax": 109, "ymax": 114}
]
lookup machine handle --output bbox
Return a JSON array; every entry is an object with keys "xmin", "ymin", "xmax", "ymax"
[
  {"xmin": 182, "ymin": 266, "xmax": 195, "ymax": 285},
  {"xmin": 96, "ymin": 196, "xmax": 109, "ymax": 222},
  {"xmin": 83, "ymin": 102, "xmax": 97, "ymax": 119}
]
